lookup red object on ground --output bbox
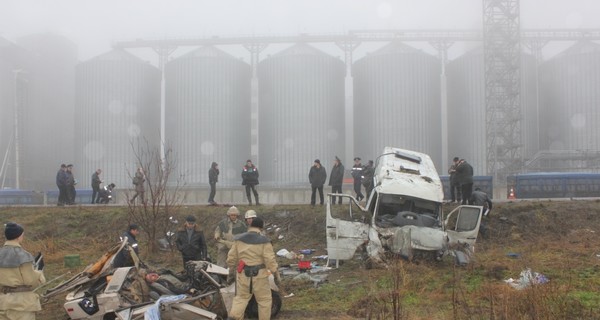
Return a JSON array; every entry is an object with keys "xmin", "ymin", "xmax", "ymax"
[{"xmin": 298, "ymin": 260, "xmax": 311, "ymax": 271}]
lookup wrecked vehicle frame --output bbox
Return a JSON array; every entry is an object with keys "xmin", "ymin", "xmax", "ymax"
[{"xmin": 326, "ymin": 147, "xmax": 484, "ymax": 266}]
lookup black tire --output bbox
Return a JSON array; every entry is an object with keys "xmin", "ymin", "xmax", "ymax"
[
  {"xmin": 244, "ymin": 290, "xmax": 282, "ymax": 319},
  {"xmin": 103, "ymin": 313, "xmax": 116, "ymax": 320},
  {"xmin": 402, "ymin": 212, "xmax": 418, "ymax": 220}
]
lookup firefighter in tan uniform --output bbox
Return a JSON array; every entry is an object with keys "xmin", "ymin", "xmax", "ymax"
[
  {"xmin": 226, "ymin": 217, "xmax": 279, "ymax": 320},
  {"xmin": 0, "ymin": 222, "xmax": 46, "ymax": 320},
  {"xmin": 214, "ymin": 206, "xmax": 247, "ymax": 267}
]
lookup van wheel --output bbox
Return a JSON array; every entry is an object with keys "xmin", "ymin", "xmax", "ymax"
[
  {"xmin": 402, "ymin": 212, "xmax": 418, "ymax": 220},
  {"xmin": 245, "ymin": 290, "xmax": 282, "ymax": 318},
  {"xmin": 103, "ymin": 313, "xmax": 116, "ymax": 320}
]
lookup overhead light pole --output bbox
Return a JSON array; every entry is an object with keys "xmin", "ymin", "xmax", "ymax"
[{"xmin": 13, "ymin": 69, "xmax": 25, "ymax": 189}]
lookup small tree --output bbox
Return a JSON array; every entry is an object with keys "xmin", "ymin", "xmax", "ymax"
[{"xmin": 126, "ymin": 137, "xmax": 185, "ymax": 254}]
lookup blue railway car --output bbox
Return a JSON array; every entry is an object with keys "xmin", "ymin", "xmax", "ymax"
[
  {"xmin": 510, "ymin": 173, "xmax": 600, "ymax": 199},
  {"xmin": 440, "ymin": 176, "xmax": 493, "ymax": 201},
  {"xmin": 0, "ymin": 189, "xmax": 43, "ymax": 205}
]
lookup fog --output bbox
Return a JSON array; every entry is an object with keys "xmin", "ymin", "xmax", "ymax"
[
  {"xmin": 2, "ymin": 0, "xmax": 600, "ymax": 61},
  {"xmin": 1, "ymin": 0, "xmax": 600, "ymax": 195}
]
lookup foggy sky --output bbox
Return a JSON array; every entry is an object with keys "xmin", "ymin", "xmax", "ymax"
[{"xmin": 2, "ymin": 0, "xmax": 600, "ymax": 61}]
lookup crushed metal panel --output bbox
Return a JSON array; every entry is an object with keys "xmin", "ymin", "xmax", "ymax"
[
  {"xmin": 326, "ymin": 217, "xmax": 370, "ymax": 260},
  {"xmin": 390, "ymin": 226, "xmax": 446, "ymax": 253}
]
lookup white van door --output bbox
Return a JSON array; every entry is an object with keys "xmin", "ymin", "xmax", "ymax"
[
  {"xmin": 325, "ymin": 194, "xmax": 370, "ymax": 261},
  {"xmin": 444, "ymin": 205, "xmax": 484, "ymax": 247}
]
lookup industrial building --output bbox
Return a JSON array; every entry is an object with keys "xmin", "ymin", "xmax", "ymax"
[
  {"xmin": 2, "ymin": 31, "xmax": 600, "ymax": 196},
  {"xmin": 258, "ymin": 44, "xmax": 345, "ymax": 186},
  {"xmin": 74, "ymin": 49, "xmax": 161, "ymax": 190},
  {"xmin": 165, "ymin": 46, "xmax": 252, "ymax": 187},
  {"xmin": 354, "ymin": 41, "xmax": 441, "ymax": 169}
]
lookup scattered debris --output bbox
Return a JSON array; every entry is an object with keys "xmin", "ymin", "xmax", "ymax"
[{"xmin": 504, "ymin": 268, "xmax": 549, "ymax": 290}]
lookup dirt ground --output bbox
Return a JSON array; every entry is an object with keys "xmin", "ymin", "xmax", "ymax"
[{"xmin": 2, "ymin": 198, "xmax": 600, "ymax": 319}]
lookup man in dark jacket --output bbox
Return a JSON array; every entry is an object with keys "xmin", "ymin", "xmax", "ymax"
[
  {"xmin": 362, "ymin": 160, "xmax": 375, "ymax": 200},
  {"xmin": 470, "ymin": 188, "xmax": 493, "ymax": 213},
  {"xmin": 65, "ymin": 164, "xmax": 76, "ymax": 205},
  {"xmin": 455, "ymin": 159, "xmax": 474, "ymax": 205},
  {"xmin": 328, "ymin": 156, "xmax": 345, "ymax": 204},
  {"xmin": 470, "ymin": 188, "xmax": 492, "ymax": 238},
  {"xmin": 309, "ymin": 159, "xmax": 327, "ymax": 206},
  {"xmin": 447, "ymin": 157, "xmax": 462, "ymax": 203},
  {"xmin": 351, "ymin": 157, "xmax": 364, "ymax": 201},
  {"xmin": 91, "ymin": 169, "xmax": 102, "ymax": 204},
  {"xmin": 175, "ymin": 215, "xmax": 208, "ymax": 269},
  {"xmin": 113, "ymin": 224, "xmax": 140, "ymax": 268},
  {"xmin": 241, "ymin": 159, "xmax": 260, "ymax": 205},
  {"xmin": 56, "ymin": 164, "xmax": 68, "ymax": 206},
  {"xmin": 208, "ymin": 162, "xmax": 219, "ymax": 205}
]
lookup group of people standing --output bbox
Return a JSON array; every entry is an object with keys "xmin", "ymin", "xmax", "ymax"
[
  {"xmin": 448, "ymin": 157, "xmax": 474, "ymax": 204},
  {"xmin": 207, "ymin": 159, "xmax": 261, "ymax": 206},
  {"xmin": 308, "ymin": 156, "xmax": 374, "ymax": 206},
  {"xmin": 56, "ymin": 164, "xmax": 77, "ymax": 206}
]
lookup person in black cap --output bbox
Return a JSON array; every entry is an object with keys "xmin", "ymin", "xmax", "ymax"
[
  {"xmin": 351, "ymin": 157, "xmax": 365, "ymax": 201},
  {"xmin": 175, "ymin": 215, "xmax": 208, "ymax": 269},
  {"xmin": 113, "ymin": 224, "xmax": 140, "ymax": 268},
  {"xmin": 0, "ymin": 222, "xmax": 46, "ymax": 318},
  {"xmin": 309, "ymin": 159, "xmax": 327, "ymax": 206},
  {"xmin": 241, "ymin": 159, "xmax": 260, "ymax": 205},
  {"xmin": 329, "ymin": 156, "xmax": 345, "ymax": 204}
]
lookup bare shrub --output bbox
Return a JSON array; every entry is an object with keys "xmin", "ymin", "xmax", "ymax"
[{"xmin": 126, "ymin": 138, "xmax": 185, "ymax": 254}]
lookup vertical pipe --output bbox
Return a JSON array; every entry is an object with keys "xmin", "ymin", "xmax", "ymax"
[{"xmin": 13, "ymin": 70, "xmax": 21, "ymax": 189}]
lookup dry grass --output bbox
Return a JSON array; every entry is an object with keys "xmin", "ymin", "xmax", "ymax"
[{"xmin": 1, "ymin": 200, "xmax": 600, "ymax": 319}]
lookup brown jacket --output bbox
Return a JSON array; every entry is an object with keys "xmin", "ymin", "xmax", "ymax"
[
  {"xmin": 226, "ymin": 227, "xmax": 278, "ymax": 278},
  {"xmin": 0, "ymin": 240, "xmax": 46, "ymax": 312}
]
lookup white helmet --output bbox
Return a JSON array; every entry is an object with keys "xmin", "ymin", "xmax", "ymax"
[{"xmin": 245, "ymin": 210, "xmax": 257, "ymax": 219}]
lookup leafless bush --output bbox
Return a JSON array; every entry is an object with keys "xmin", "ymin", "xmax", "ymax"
[{"xmin": 126, "ymin": 138, "xmax": 185, "ymax": 253}]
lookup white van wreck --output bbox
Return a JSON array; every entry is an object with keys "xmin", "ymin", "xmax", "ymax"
[{"xmin": 326, "ymin": 147, "xmax": 484, "ymax": 266}]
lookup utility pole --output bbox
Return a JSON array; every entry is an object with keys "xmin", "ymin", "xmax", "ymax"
[
  {"xmin": 13, "ymin": 69, "xmax": 25, "ymax": 189},
  {"xmin": 483, "ymin": 0, "xmax": 522, "ymax": 191}
]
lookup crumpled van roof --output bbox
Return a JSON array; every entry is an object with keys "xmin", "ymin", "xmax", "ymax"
[{"xmin": 374, "ymin": 147, "xmax": 444, "ymax": 203}]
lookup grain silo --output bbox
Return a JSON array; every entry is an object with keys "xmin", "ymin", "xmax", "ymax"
[
  {"xmin": 258, "ymin": 43, "xmax": 345, "ymax": 186},
  {"xmin": 539, "ymin": 41, "xmax": 600, "ymax": 154},
  {"xmin": 165, "ymin": 46, "xmax": 251, "ymax": 187},
  {"xmin": 353, "ymin": 41, "xmax": 441, "ymax": 169},
  {"xmin": 16, "ymin": 33, "xmax": 77, "ymax": 190},
  {"xmin": 75, "ymin": 49, "xmax": 160, "ymax": 190},
  {"xmin": 447, "ymin": 48, "xmax": 539, "ymax": 175},
  {"xmin": 0, "ymin": 37, "xmax": 32, "ymax": 189}
]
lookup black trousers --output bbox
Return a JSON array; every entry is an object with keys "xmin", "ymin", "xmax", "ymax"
[
  {"xmin": 311, "ymin": 185, "xmax": 324, "ymax": 205},
  {"xmin": 57, "ymin": 185, "xmax": 67, "ymax": 205},
  {"xmin": 331, "ymin": 185, "xmax": 342, "ymax": 204},
  {"xmin": 450, "ymin": 181, "xmax": 462, "ymax": 202},
  {"xmin": 208, "ymin": 182, "xmax": 216, "ymax": 203},
  {"xmin": 245, "ymin": 184, "xmax": 259, "ymax": 203},
  {"xmin": 461, "ymin": 183, "xmax": 473, "ymax": 205},
  {"xmin": 353, "ymin": 180, "xmax": 364, "ymax": 200},
  {"xmin": 92, "ymin": 186, "xmax": 100, "ymax": 203}
]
